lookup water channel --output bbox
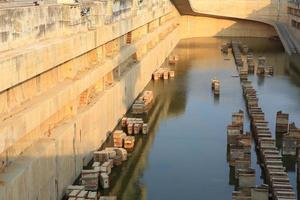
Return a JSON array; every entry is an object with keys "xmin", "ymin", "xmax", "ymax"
[{"xmin": 102, "ymin": 37, "xmax": 300, "ymax": 200}]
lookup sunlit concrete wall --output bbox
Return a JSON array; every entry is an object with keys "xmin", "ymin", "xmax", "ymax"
[
  {"xmin": 287, "ymin": 2, "xmax": 300, "ymax": 42},
  {"xmin": 0, "ymin": 27, "xmax": 180, "ymax": 200},
  {"xmin": 0, "ymin": 0, "xmax": 181, "ymax": 199},
  {"xmin": 180, "ymin": 16, "xmax": 278, "ymax": 38},
  {"xmin": 0, "ymin": 0, "xmax": 291, "ymax": 199},
  {"xmin": 189, "ymin": 0, "xmax": 288, "ymax": 23}
]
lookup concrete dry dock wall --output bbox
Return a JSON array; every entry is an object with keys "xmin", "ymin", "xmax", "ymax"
[
  {"xmin": 189, "ymin": 0, "xmax": 288, "ymax": 23},
  {"xmin": 0, "ymin": 0, "xmax": 295, "ymax": 199},
  {"xmin": 0, "ymin": 23, "xmax": 180, "ymax": 200},
  {"xmin": 180, "ymin": 16, "xmax": 278, "ymax": 38},
  {"xmin": 0, "ymin": 16, "xmax": 178, "ymax": 167},
  {"xmin": 0, "ymin": 139, "xmax": 57, "ymax": 200},
  {"xmin": 0, "ymin": 3, "xmax": 172, "ymax": 93}
]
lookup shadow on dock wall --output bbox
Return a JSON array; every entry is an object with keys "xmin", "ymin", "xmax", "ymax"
[{"xmin": 173, "ymin": 0, "xmax": 300, "ymax": 54}]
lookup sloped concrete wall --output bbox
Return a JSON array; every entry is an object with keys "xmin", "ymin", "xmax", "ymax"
[
  {"xmin": 0, "ymin": 22, "xmax": 180, "ymax": 200},
  {"xmin": 189, "ymin": 0, "xmax": 288, "ymax": 23},
  {"xmin": 180, "ymin": 15, "xmax": 278, "ymax": 38}
]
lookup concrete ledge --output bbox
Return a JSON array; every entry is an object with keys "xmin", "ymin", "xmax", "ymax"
[
  {"xmin": 0, "ymin": 6, "xmax": 173, "ymax": 93},
  {"xmin": 180, "ymin": 15, "xmax": 277, "ymax": 38},
  {"xmin": 0, "ymin": 17, "xmax": 178, "ymax": 159},
  {"xmin": 0, "ymin": 25, "xmax": 180, "ymax": 200}
]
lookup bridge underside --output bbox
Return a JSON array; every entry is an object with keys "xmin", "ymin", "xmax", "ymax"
[{"xmin": 171, "ymin": 0, "xmax": 300, "ymax": 54}]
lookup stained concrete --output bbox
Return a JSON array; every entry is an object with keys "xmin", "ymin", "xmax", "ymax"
[{"xmin": 0, "ymin": 17, "xmax": 180, "ymax": 200}]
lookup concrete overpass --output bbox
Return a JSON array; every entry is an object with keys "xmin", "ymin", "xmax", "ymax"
[{"xmin": 171, "ymin": 0, "xmax": 300, "ymax": 54}]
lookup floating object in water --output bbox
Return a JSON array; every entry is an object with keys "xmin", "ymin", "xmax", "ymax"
[{"xmin": 211, "ymin": 78, "xmax": 220, "ymax": 95}]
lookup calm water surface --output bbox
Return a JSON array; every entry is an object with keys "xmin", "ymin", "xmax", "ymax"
[{"xmin": 103, "ymin": 37, "xmax": 300, "ymax": 200}]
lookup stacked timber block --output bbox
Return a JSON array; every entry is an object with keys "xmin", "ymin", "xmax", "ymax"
[
  {"xmin": 275, "ymin": 111, "xmax": 289, "ymax": 134},
  {"xmin": 232, "ymin": 41, "xmax": 243, "ymax": 67},
  {"xmin": 67, "ymin": 187, "xmax": 98, "ymax": 200},
  {"xmin": 237, "ymin": 168, "xmax": 255, "ymax": 188},
  {"xmin": 113, "ymin": 130, "xmax": 127, "ymax": 148},
  {"xmin": 94, "ymin": 147, "xmax": 126, "ymax": 166},
  {"xmin": 100, "ymin": 173, "xmax": 109, "ymax": 189},
  {"xmin": 247, "ymin": 52, "xmax": 255, "ymax": 73},
  {"xmin": 228, "ymin": 109, "xmax": 270, "ymax": 200},
  {"xmin": 256, "ymin": 56, "xmax": 273, "ymax": 76},
  {"xmin": 113, "ymin": 130, "xmax": 135, "ymax": 151},
  {"xmin": 121, "ymin": 117, "xmax": 148, "ymax": 135},
  {"xmin": 241, "ymin": 44, "xmax": 249, "ymax": 54},
  {"xmin": 240, "ymin": 81, "xmax": 296, "ymax": 200},
  {"xmin": 282, "ymin": 122, "xmax": 300, "ymax": 155},
  {"xmin": 221, "ymin": 42, "xmax": 230, "ymax": 54},
  {"xmin": 265, "ymin": 66, "xmax": 274, "ymax": 75},
  {"xmin": 232, "ymin": 110, "xmax": 244, "ymax": 132},
  {"xmin": 239, "ymin": 67, "xmax": 248, "ymax": 80},
  {"xmin": 257, "ymin": 56, "xmax": 266, "ymax": 75},
  {"xmin": 232, "ymin": 191, "xmax": 251, "ymax": 200},
  {"xmin": 152, "ymin": 68, "xmax": 175, "ymax": 80},
  {"xmin": 231, "ymin": 42, "xmax": 296, "ymax": 199},
  {"xmin": 99, "ymin": 197, "xmax": 117, "ymax": 200},
  {"xmin": 168, "ymin": 54, "xmax": 179, "ymax": 65},
  {"xmin": 132, "ymin": 90, "xmax": 154, "ymax": 114},
  {"xmin": 66, "ymin": 184, "xmax": 116, "ymax": 199},
  {"xmin": 211, "ymin": 78, "xmax": 220, "ymax": 95},
  {"xmin": 232, "ymin": 184, "xmax": 269, "ymax": 200},
  {"xmin": 227, "ymin": 110, "xmax": 251, "ymax": 176},
  {"xmin": 105, "ymin": 147, "xmax": 127, "ymax": 163},
  {"xmin": 298, "ymin": 149, "xmax": 300, "ymax": 182},
  {"xmin": 99, "ymin": 161, "xmax": 113, "ymax": 175},
  {"xmin": 124, "ymin": 136, "xmax": 135, "ymax": 151},
  {"xmin": 81, "ymin": 170, "xmax": 99, "ymax": 191},
  {"xmin": 91, "ymin": 147, "xmax": 128, "ymax": 189},
  {"xmin": 251, "ymin": 185, "xmax": 269, "ymax": 200}
]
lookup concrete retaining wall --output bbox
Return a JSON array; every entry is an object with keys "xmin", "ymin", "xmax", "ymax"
[
  {"xmin": 180, "ymin": 16, "xmax": 278, "ymax": 38},
  {"xmin": 0, "ymin": 25, "xmax": 180, "ymax": 200},
  {"xmin": 189, "ymin": 0, "xmax": 288, "ymax": 23},
  {"xmin": 0, "ymin": 2, "xmax": 292, "ymax": 199}
]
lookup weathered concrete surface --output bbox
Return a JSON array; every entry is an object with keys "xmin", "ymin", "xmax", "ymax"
[
  {"xmin": 0, "ymin": 1, "xmax": 180, "ymax": 199},
  {"xmin": 0, "ymin": 3, "xmax": 172, "ymax": 93},
  {"xmin": 0, "ymin": 139, "xmax": 57, "ymax": 200},
  {"xmin": 180, "ymin": 16, "xmax": 278, "ymax": 38},
  {"xmin": 0, "ymin": 19, "xmax": 180, "ymax": 200},
  {"xmin": 171, "ymin": 0, "xmax": 300, "ymax": 54},
  {"xmin": 189, "ymin": 0, "xmax": 288, "ymax": 22},
  {"xmin": 0, "ymin": 16, "xmax": 178, "ymax": 163},
  {"xmin": 0, "ymin": 0, "xmax": 298, "ymax": 199}
]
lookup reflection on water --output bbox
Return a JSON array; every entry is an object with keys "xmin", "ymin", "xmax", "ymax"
[{"xmin": 103, "ymin": 37, "xmax": 300, "ymax": 200}]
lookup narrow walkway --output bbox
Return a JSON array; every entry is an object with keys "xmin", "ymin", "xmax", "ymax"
[{"xmin": 274, "ymin": 22, "xmax": 300, "ymax": 54}]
